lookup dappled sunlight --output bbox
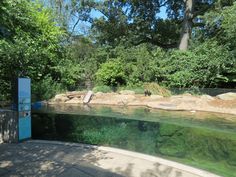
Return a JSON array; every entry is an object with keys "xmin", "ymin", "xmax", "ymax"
[
  {"xmin": 0, "ymin": 141, "xmax": 218, "ymax": 177},
  {"xmin": 1, "ymin": 0, "xmax": 236, "ymax": 177},
  {"xmin": 0, "ymin": 141, "xmax": 125, "ymax": 177}
]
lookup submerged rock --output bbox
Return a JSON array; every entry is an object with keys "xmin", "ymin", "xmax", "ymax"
[{"xmin": 216, "ymin": 92, "xmax": 236, "ymax": 100}]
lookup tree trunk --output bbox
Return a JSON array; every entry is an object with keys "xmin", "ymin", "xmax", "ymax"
[{"xmin": 179, "ymin": 0, "xmax": 194, "ymax": 50}]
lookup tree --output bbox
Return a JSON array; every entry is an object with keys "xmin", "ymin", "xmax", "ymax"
[
  {"xmin": 179, "ymin": 0, "xmax": 194, "ymax": 50},
  {"xmin": 0, "ymin": 0, "xmax": 65, "ymax": 99}
]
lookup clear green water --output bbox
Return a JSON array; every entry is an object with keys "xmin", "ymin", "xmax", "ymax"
[{"xmin": 32, "ymin": 105, "xmax": 236, "ymax": 177}]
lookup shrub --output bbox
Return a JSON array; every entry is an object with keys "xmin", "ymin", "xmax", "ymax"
[
  {"xmin": 143, "ymin": 83, "xmax": 171, "ymax": 97},
  {"xmin": 129, "ymin": 87, "xmax": 145, "ymax": 94},
  {"xmin": 118, "ymin": 85, "xmax": 145, "ymax": 94},
  {"xmin": 32, "ymin": 76, "xmax": 63, "ymax": 101},
  {"xmin": 119, "ymin": 44, "xmax": 161, "ymax": 85},
  {"xmin": 93, "ymin": 85, "xmax": 113, "ymax": 93},
  {"xmin": 95, "ymin": 59, "xmax": 126, "ymax": 86},
  {"xmin": 163, "ymin": 41, "xmax": 234, "ymax": 88}
]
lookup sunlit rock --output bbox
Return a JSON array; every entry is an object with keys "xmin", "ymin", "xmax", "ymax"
[
  {"xmin": 200, "ymin": 95, "xmax": 214, "ymax": 101},
  {"xmin": 65, "ymin": 97, "xmax": 83, "ymax": 104},
  {"xmin": 216, "ymin": 92, "xmax": 236, "ymax": 100},
  {"xmin": 119, "ymin": 90, "xmax": 135, "ymax": 95},
  {"xmin": 54, "ymin": 94, "xmax": 69, "ymax": 102}
]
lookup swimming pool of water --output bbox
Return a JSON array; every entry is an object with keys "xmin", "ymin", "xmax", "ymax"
[{"xmin": 32, "ymin": 104, "xmax": 236, "ymax": 177}]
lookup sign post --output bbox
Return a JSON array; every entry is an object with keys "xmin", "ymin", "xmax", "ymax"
[{"xmin": 17, "ymin": 78, "xmax": 31, "ymax": 141}]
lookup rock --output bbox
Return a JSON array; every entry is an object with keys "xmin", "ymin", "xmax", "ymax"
[
  {"xmin": 54, "ymin": 94, "xmax": 69, "ymax": 102},
  {"xmin": 149, "ymin": 95, "xmax": 163, "ymax": 100},
  {"xmin": 95, "ymin": 92, "xmax": 104, "ymax": 97},
  {"xmin": 216, "ymin": 92, "xmax": 236, "ymax": 100},
  {"xmin": 55, "ymin": 94, "xmax": 66, "ymax": 98},
  {"xmin": 147, "ymin": 102, "xmax": 178, "ymax": 110},
  {"xmin": 65, "ymin": 97, "xmax": 83, "ymax": 104},
  {"xmin": 83, "ymin": 91, "xmax": 94, "ymax": 103},
  {"xmin": 67, "ymin": 95, "xmax": 75, "ymax": 99},
  {"xmin": 90, "ymin": 93, "xmax": 136, "ymax": 105},
  {"xmin": 170, "ymin": 95, "xmax": 186, "ymax": 99},
  {"xmin": 66, "ymin": 91, "xmax": 85, "ymax": 99},
  {"xmin": 119, "ymin": 90, "xmax": 135, "ymax": 95},
  {"xmin": 182, "ymin": 93, "xmax": 192, "ymax": 96},
  {"xmin": 117, "ymin": 95, "xmax": 136, "ymax": 105},
  {"xmin": 200, "ymin": 95, "xmax": 214, "ymax": 101}
]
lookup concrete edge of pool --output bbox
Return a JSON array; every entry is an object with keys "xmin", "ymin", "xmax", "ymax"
[{"xmin": 17, "ymin": 140, "xmax": 221, "ymax": 177}]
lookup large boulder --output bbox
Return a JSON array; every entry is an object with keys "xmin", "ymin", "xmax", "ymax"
[
  {"xmin": 65, "ymin": 97, "xmax": 83, "ymax": 104},
  {"xmin": 66, "ymin": 91, "xmax": 85, "ymax": 99},
  {"xmin": 216, "ymin": 92, "xmax": 236, "ymax": 100},
  {"xmin": 54, "ymin": 94, "xmax": 69, "ymax": 102}
]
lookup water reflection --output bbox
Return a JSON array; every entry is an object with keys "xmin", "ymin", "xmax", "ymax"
[{"xmin": 32, "ymin": 105, "xmax": 236, "ymax": 177}]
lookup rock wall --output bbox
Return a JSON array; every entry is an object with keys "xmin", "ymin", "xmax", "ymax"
[{"xmin": 0, "ymin": 110, "xmax": 18, "ymax": 143}]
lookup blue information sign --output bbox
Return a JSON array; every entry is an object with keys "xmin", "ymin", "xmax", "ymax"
[{"xmin": 18, "ymin": 78, "xmax": 31, "ymax": 141}]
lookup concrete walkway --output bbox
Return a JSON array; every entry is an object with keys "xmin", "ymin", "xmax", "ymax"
[{"xmin": 0, "ymin": 140, "xmax": 220, "ymax": 177}]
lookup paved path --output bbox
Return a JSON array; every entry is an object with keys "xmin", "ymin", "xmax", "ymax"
[{"xmin": 0, "ymin": 140, "xmax": 220, "ymax": 177}]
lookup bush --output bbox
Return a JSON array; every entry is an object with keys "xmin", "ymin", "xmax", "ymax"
[
  {"xmin": 162, "ymin": 41, "xmax": 234, "ymax": 88},
  {"xmin": 56, "ymin": 60, "xmax": 82, "ymax": 91},
  {"xmin": 118, "ymin": 85, "xmax": 145, "ymax": 94},
  {"xmin": 128, "ymin": 87, "xmax": 145, "ymax": 94},
  {"xmin": 93, "ymin": 85, "xmax": 113, "ymax": 93},
  {"xmin": 32, "ymin": 76, "xmax": 63, "ymax": 101},
  {"xmin": 95, "ymin": 59, "xmax": 126, "ymax": 86},
  {"xmin": 118, "ymin": 44, "xmax": 162, "ymax": 85},
  {"xmin": 143, "ymin": 83, "xmax": 171, "ymax": 97}
]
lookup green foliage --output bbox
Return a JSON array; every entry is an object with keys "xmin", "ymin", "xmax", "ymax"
[
  {"xmin": 143, "ymin": 83, "xmax": 171, "ymax": 97},
  {"xmin": 93, "ymin": 41, "xmax": 235, "ymax": 89},
  {"xmin": 118, "ymin": 85, "xmax": 145, "ymax": 94},
  {"xmin": 156, "ymin": 41, "xmax": 234, "ymax": 88},
  {"xmin": 32, "ymin": 76, "xmax": 63, "ymax": 101},
  {"xmin": 95, "ymin": 59, "xmax": 126, "ymax": 86},
  {"xmin": 82, "ymin": 123, "xmax": 128, "ymax": 145},
  {"xmin": 94, "ymin": 44, "xmax": 165, "ymax": 87},
  {"xmin": 119, "ymin": 44, "xmax": 159, "ymax": 85},
  {"xmin": 221, "ymin": 3, "xmax": 236, "ymax": 47},
  {"xmin": 1, "ymin": 0, "xmax": 236, "ymax": 101},
  {"xmin": 55, "ymin": 60, "xmax": 82, "ymax": 90},
  {"xmin": 93, "ymin": 85, "xmax": 113, "ymax": 93},
  {"xmin": 0, "ymin": 0, "xmax": 66, "ymax": 99}
]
